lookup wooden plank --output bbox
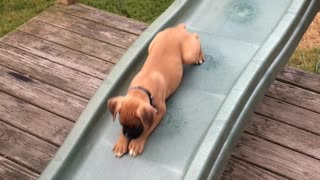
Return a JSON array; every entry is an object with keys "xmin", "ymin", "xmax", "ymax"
[
  {"xmin": 1, "ymin": 30, "xmax": 112, "ymax": 79},
  {"xmin": 277, "ymin": 67, "xmax": 320, "ymax": 94},
  {"xmin": 247, "ymin": 114, "xmax": 320, "ymax": 160},
  {"xmin": 51, "ymin": 4, "xmax": 147, "ymax": 35},
  {"xmin": 256, "ymin": 97, "xmax": 320, "ymax": 135},
  {"xmin": 0, "ymin": 91, "xmax": 73, "ymax": 146},
  {"xmin": 233, "ymin": 133, "xmax": 320, "ymax": 180},
  {"xmin": 0, "ymin": 42, "xmax": 102, "ymax": 99},
  {"xmin": 221, "ymin": 157, "xmax": 287, "ymax": 180},
  {"xmin": 0, "ymin": 121, "xmax": 57, "ymax": 173},
  {"xmin": 0, "ymin": 66, "xmax": 86, "ymax": 121},
  {"xmin": 35, "ymin": 9, "xmax": 138, "ymax": 49},
  {"xmin": 0, "ymin": 156, "xmax": 38, "ymax": 180},
  {"xmin": 267, "ymin": 80, "xmax": 320, "ymax": 113},
  {"xmin": 18, "ymin": 19, "xmax": 125, "ymax": 63}
]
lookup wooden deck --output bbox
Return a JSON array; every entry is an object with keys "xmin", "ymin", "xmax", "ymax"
[{"xmin": 0, "ymin": 3, "xmax": 319, "ymax": 180}]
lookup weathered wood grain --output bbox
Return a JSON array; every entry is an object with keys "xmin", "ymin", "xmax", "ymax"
[
  {"xmin": 247, "ymin": 114, "xmax": 320, "ymax": 160},
  {"xmin": 0, "ymin": 42, "xmax": 102, "ymax": 99},
  {"xmin": 233, "ymin": 134, "xmax": 320, "ymax": 180},
  {"xmin": 222, "ymin": 157, "xmax": 287, "ymax": 180},
  {"xmin": 19, "ymin": 19, "xmax": 125, "ymax": 63},
  {"xmin": 0, "ymin": 66, "xmax": 87, "ymax": 121},
  {"xmin": 35, "ymin": 9, "xmax": 138, "ymax": 49},
  {"xmin": 256, "ymin": 97, "xmax": 320, "ymax": 135},
  {"xmin": 1, "ymin": 30, "xmax": 112, "ymax": 79},
  {"xmin": 51, "ymin": 4, "xmax": 148, "ymax": 35},
  {"xmin": 278, "ymin": 67, "xmax": 320, "ymax": 94},
  {"xmin": 0, "ymin": 121, "xmax": 57, "ymax": 173},
  {"xmin": 267, "ymin": 80, "xmax": 320, "ymax": 113},
  {"xmin": 0, "ymin": 92, "xmax": 73, "ymax": 146},
  {"xmin": 0, "ymin": 156, "xmax": 38, "ymax": 180}
]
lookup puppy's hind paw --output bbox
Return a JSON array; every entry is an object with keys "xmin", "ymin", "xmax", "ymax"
[{"xmin": 195, "ymin": 59, "xmax": 204, "ymax": 65}]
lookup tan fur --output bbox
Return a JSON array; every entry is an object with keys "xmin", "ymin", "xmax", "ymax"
[{"xmin": 107, "ymin": 23, "xmax": 204, "ymax": 157}]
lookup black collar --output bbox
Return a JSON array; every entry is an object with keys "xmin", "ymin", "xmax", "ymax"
[{"xmin": 129, "ymin": 86, "xmax": 156, "ymax": 108}]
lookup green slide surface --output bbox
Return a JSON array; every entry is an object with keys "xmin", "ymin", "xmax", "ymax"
[{"xmin": 40, "ymin": 0, "xmax": 320, "ymax": 179}]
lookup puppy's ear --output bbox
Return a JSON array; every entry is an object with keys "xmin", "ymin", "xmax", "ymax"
[
  {"xmin": 137, "ymin": 105, "xmax": 157, "ymax": 129},
  {"xmin": 107, "ymin": 97, "xmax": 124, "ymax": 121}
]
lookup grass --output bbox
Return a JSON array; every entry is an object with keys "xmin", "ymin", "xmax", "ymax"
[
  {"xmin": 288, "ymin": 47, "xmax": 320, "ymax": 74},
  {"xmin": 0, "ymin": 0, "xmax": 318, "ymax": 74},
  {"xmin": 0, "ymin": 0, "xmax": 173, "ymax": 36},
  {"xmin": 79, "ymin": 0, "xmax": 174, "ymax": 24},
  {"xmin": 0, "ymin": 0, "xmax": 54, "ymax": 37}
]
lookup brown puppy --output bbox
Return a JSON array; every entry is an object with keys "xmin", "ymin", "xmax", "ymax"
[{"xmin": 107, "ymin": 24, "xmax": 204, "ymax": 158}]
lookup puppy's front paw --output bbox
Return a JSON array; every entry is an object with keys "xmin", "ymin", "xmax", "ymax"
[
  {"xmin": 113, "ymin": 137, "xmax": 129, "ymax": 158},
  {"xmin": 128, "ymin": 138, "xmax": 146, "ymax": 157}
]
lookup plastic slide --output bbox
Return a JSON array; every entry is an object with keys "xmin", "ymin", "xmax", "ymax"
[{"xmin": 40, "ymin": 0, "xmax": 320, "ymax": 179}]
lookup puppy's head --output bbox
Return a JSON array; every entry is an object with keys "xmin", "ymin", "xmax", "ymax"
[{"xmin": 107, "ymin": 96, "xmax": 156, "ymax": 139}]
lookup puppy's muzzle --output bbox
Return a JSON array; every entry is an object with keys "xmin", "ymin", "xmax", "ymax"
[{"xmin": 122, "ymin": 125, "xmax": 143, "ymax": 139}]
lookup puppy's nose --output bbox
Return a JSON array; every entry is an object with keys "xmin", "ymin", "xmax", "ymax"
[{"xmin": 122, "ymin": 126, "xmax": 143, "ymax": 139}]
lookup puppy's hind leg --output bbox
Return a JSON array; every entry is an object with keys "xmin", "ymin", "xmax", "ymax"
[{"xmin": 181, "ymin": 33, "xmax": 205, "ymax": 65}]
